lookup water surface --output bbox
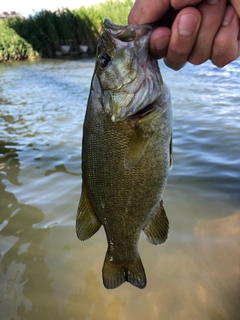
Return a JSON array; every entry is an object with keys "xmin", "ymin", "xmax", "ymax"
[{"xmin": 0, "ymin": 57, "xmax": 240, "ymax": 320}]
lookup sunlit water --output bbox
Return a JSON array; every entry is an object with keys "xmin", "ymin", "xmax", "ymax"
[{"xmin": 0, "ymin": 57, "xmax": 239, "ymax": 320}]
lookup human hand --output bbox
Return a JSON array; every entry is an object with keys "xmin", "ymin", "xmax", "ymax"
[{"xmin": 128, "ymin": 0, "xmax": 240, "ymax": 70}]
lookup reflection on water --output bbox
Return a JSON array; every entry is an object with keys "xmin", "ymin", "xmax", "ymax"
[
  {"xmin": 0, "ymin": 143, "xmax": 57, "ymax": 319},
  {"xmin": 0, "ymin": 58, "xmax": 239, "ymax": 319},
  {"xmin": 62, "ymin": 270, "xmax": 123, "ymax": 319}
]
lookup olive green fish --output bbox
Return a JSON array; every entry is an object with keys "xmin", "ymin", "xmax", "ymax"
[{"xmin": 76, "ymin": 19, "xmax": 172, "ymax": 289}]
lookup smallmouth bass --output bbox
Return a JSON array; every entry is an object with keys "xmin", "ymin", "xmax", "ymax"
[{"xmin": 76, "ymin": 19, "xmax": 172, "ymax": 289}]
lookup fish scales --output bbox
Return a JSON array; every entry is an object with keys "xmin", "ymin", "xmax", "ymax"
[{"xmin": 76, "ymin": 19, "xmax": 172, "ymax": 289}]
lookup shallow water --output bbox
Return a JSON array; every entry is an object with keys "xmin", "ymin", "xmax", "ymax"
[{"xmin": 0, "ymin": 57, "xmax": 240, "ymax": 320}]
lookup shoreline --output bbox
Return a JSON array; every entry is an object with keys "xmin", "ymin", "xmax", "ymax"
[{"xmin": 0, "ymin": 0, "xmax": 133, "ymax": 63}]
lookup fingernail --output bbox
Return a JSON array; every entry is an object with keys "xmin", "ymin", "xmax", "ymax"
[
  {"xmin": 178, "ymin": 14, "xmax": 199, "ymax": 37},
  {"xmin": 222, "ymin": 6, "xmax": 235, "ymax": 27}
]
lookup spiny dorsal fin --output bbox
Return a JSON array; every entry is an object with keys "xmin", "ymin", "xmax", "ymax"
[
  {"xmin": 76, "ymin": 181, "xmax": 101, "ymax": 240},
  {"xmin": 143, "ymin": 200, "xmax": 169, "ymax": 245}
]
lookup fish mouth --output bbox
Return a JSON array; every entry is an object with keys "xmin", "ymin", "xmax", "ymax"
[{"xmin": 103, "ymin": 18, "xmax": 153, "ymax": 42}]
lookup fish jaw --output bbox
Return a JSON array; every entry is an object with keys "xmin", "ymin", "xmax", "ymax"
[
  {"xmin": 116, "ymin": 54, "xmax": 162, "ymax": 121},
  {"xmin": 95, "ymin": 19, "xmax": 163, "ymax": 122}
]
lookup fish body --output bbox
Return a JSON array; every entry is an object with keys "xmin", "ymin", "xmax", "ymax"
[{"xmin": 76, "ymin": 19, "xmax": 172, "ymax": 289}]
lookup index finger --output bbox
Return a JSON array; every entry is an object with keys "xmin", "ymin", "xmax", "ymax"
[
  {"xmin": 128, "ymin": 0, "xmax": 203, "ymax": 25},
  {"xmin": 128, "ymin": 0, "xmax": 170, "ymax": 24}
]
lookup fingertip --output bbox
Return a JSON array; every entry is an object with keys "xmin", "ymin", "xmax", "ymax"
[
  {"xmin": 149, "ymin": 27, "xmax": 171, "ymax": 58},
  {"xmin": 221, "ymin": 5, "xmax": 236, "ymax": 27},
  {"xmin": 164, "ymin": 7, "xmax": 201, "ymax": 70},
  {"xmin": 128, "ymin": 0, "xmax": 169, "ymax": 25},
  {"xmin": 211, "ymin": 5, "xmax": 240, "ymax": 68},
  {"xmin": 164, "ymin": 58, "xmax": 186, "ymax": 70},
  {"xmin": 173, "ymin": 7, "xmax": 201, "ymax": 36},
  {"xmin": 178, "ymin": 13, "xmax": 200, "ymax": 37},
  {"xmin": 128, "ymin": 4, "xmax": 138, "ymax": 24},
  {"xmin": 128, "ymin": 0, "xmax": 142, "ymax": 24}
]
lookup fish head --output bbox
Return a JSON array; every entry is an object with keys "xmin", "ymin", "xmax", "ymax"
[{"xmin": 95, "ymin": 18, "xmax": 163, "ymax": 122}]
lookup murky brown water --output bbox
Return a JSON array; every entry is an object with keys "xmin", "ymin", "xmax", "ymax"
[{"xmin": 0, "ymin": 58, "xmax": 240, "ymax": 319}]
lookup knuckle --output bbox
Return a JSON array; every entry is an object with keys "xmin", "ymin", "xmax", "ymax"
[
  {"xmin": 212, "ymin": 56, "xmax": 234, "ymax": 68},
  {"xmin": 212, "ymin": 44, "xmax": 238, "ymax": 68},
  {"xmin": 211, "ymin": 29, "xmax": 239, "ymax": 67},
  {"xmin": 211, "ymin": 50, "xmax": 237, "ymax": 67},
  {"xmin": 164, "ymin": 58, "xmax": 185, "ymax": 70}
]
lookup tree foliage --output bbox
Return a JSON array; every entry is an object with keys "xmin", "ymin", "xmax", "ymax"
[{"xmin": 0, "ymin": 0, "xmax": 133, "ymax": 62}]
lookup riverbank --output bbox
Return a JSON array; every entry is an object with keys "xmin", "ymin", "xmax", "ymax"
[{"xmin": 0, "ymin": 0, "xmax": 133, "ymax": 63}]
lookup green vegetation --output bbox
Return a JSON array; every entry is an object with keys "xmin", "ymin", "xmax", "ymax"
[
  {"xmin": 0, "ymin": 20, "xmax": 39, "ymax": 62},
  {"xmin": 7, "ymin": 8, "xmax": 99, "ymax": 58},
  {"xmin": 0, "ymin": 0, "xmax": 133, "ymax": 63},
  {"xmin": 74, "ymin": 0, "xmax": 133, "ymax": 28}
]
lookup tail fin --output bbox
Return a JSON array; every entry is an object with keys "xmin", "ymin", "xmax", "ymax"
[{"xmin": 102, "ymin": 251, "xmax": 146, "ymax": 289}]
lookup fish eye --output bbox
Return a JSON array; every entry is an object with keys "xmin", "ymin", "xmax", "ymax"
[{"xmin": 98, "ymin": 53, "xmax": 111, "ymax": 69}]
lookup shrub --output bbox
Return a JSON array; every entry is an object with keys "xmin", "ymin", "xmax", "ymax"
[{"xmin": 0, "ymin": 20, "xmax": 39, "ymax": 62}]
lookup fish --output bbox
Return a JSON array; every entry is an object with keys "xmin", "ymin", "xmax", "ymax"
[{"xmin": 76, "ymin": 18, "xmax": 172, "ymax": 289}]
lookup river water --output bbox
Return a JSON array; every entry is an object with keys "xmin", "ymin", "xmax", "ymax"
[{"xmin": 0, "ymin": 56, "xmax": 239, "ymax": 320}]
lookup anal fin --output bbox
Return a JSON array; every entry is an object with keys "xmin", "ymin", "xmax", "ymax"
[
  {"xmin": 76, "ymin": 181, "xmax": 101, "ymax": 240},
  {"xmin": 143, "ymin": 200, "xmax": 169, "ymax": 245}
]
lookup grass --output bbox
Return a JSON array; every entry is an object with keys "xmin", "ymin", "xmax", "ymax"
[
  {"xmin": 0, "ymin": 0, "xmax": 134, "ymax": 63},
  {"xmin": 74, "ymin": 0, "xmax": 133, "ymax": 29}
]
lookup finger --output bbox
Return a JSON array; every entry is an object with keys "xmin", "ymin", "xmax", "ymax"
[
  {"xmin": 171, "ymin": 0, "xmax": 203, "ymax": 10},
  {"xmin": 229, "ymin": 0, "xmax": 240, "ymax": 17},
  {"xmin": 149, "ymin": 27, "xmax": 171, "ymax": 58},
  {"xmin": 128, "ymin": 0, "xmax": 169, "ymax": 24},
  {"xmin": 188, "ymin": 0, "xmax": 227, "ymax": 65},
  {"xmin": 211, "ymin": 5, "xmax": 240, "ymax": 67},
  {"xmin": 164, "ymin": 7, "xmax": 201, "ymax": 70}
]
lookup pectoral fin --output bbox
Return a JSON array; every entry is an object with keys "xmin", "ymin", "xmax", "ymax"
[
  {"xmin": 124, "ymin": 127, "xmax": 150, "ymax": 169},
  {"xmin": 76, "ymin": 181, "xmax": 101, "ymax": 240},
  {"xmin": 143, "ymin": 200, "xmax": 169, "ymax": 245}
]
